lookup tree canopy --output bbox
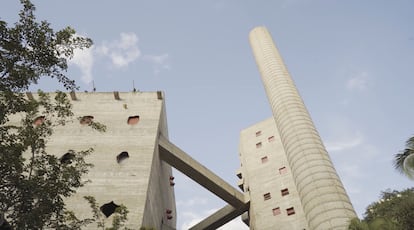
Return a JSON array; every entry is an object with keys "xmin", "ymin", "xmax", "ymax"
[
  {"xmin": 0, "ymin": 0, "xmax": 98, "ymax": 229},
  {"xmin": 348, "ymin": 188, "xmax": 414, "ymax": 230},
  {"xmin": 394, "ymin": 136, "xmax": 414, "ymax": 180}
]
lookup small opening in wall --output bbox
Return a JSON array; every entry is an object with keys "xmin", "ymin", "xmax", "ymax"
[
  {"xmin": 263, "ymin": 192, "xmax": 271, "ymax": 200},
  {"xmin": 116, "ymin": 151, "xmax": 129, "ymax": 163},
  {"xmin": 261, "ymin": 156, "xmax": 268, "ymax": 163},
  {"xmin": 33, "ymin": 116, "xmax": 45, "ymax": 126},
  {"xmin": 287, "ymin": 207, "xmax": 295, "ymax": 216},
  {"xmin": 281, "ymin": 188, "xmax": 289, "ymax": 196},
  {"xmin": 100, "ymin": 201, "xmax": 120, "ymax": 218},
  {"xmin": 272, "ymin": 207, "xmax": 281, "ymax": 216},
  {"xmin": 80, "ymin": 116, "xmax": 94, "ymax": 125},
  {"xmin": 255, "ymin": 131, "xmax": 262, "ymax": 137},
  {"xmin": 268, "ymin": 136, "xmax": 275, "ymax": 142},
  {"xmin": 256, "ymin": 142, "xmax": 262, "ymax": 148},
  {"xmin": 279, "ymin": 166, "xmax": 287, "ymax": 175},
  {"xmin": 60, "ymin": 151, "xmax": 76, "ymax": 164},
  {"xmin": 127, "ymin": 116, "xmax": 140, "ymax": 125}
]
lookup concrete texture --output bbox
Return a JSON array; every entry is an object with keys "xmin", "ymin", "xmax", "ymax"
[
  {"xmin": 158, "ymin": 135, "xmax": 245, "ymax": 210},
  {"xmin": 189, "ymin": 204, "xmax": 249, "ymax": 230},
  {"xmin": 246, "ymin": 26, "xmax": 356, "ymax": 229},
  {"xmin": 239, "ymin": 118, "xmax": 309, "ymax": 230},
  {"xmin": 19, "ymin": 92, "xmax": 176, "ymax": 230}
]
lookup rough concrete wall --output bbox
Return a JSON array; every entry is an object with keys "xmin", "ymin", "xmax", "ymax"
[
  {"xmin": 239, "ymin": 118, "xmax": 308, "ymax": 230},
  {"xmin": 249, "ymin": 27, "xmax": 356, "ymax": 229},
  {"xmin": 141, "ymin": 93, "xmax": 177, "ymax": 229},
  {"xmin": 16, "ymin": 92, "xmax": 176, "ymax": 229}
]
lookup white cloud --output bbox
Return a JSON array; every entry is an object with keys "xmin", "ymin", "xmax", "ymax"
[
  {"xmin": 325, "ymin": 134, "xmax": 363, "ymax": 152},
  {"xmin": 68, "ymin": 32, "xmax": 169, "ymax": 84},
  {"xmin": 144, "ymin": 53, "xmax": 170, "ymax": 75},
  {"xmin": 347, "ymin": 71, "xmax": 369, "ymax": 91},
  {"xmin": 96, "ymin": 32, "xmax": 141, "ymax": 68},
  {"xmin": 69, "ymin": 44, "xmax": 94, "ymax": 84}
]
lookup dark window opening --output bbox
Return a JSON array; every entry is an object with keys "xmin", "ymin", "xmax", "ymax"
[
  {"xmin": 281, "ymin": 188, "xmax": 289, "ymax": 196},
  {"xmin": 268, "ymin": 136, "xmax": 275, "ymax": 142},
  {"xmin": 100, "ymin": 201, "xmax": 120, "ymax": 218},
  {"xmin": 261, "ymin": 156, "xmax": 268, "ymax": 163},
  {"xmin": 60, "ymin": 151, "xmax": 76, "ymax": 164},
  {"xmin": 279, "ymin": 166, "xmax": 287, "ymax": 175},
  {"xmin": 33, "ymin": 116, "xmax": 45, "ymax": 126},
  {"xmin": 273, "ymin": 207, "xmax": 281, "ymax": 216},
  {"xmin": 80, "ymin": 116, "xmax": 94, "ymax": 125},
  {"xmin": 287, "ymin": 207, "xmax": 295, "ymax": 216},
  {"xmin": 127, "ymin": 115, "xmax": 140, "ymax": 125},
  {"xmin": 116, "ymin": 151, "xmax": 129, "ymax": 163},
  {"xmin": 255, "ymin": 131, "xmax": 262, "ymax": 137},
  {"xmin": 263, "ymin": 192, "xmax": 271, "ymax": 200},
  {"xmin": 256, "ymin": 142, "xmax": 262, "ymax": 148}
]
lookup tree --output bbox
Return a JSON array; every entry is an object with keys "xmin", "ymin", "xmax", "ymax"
[
  {"xmin": 348, "ymin": 188, "xmax": 414, "ymax": 230},
  {"xmin": 394, "ymin": 136, "xmax": 414, "ymax": 180},
  {"xmin": 0, "ymin": 0, "xmax": 100, "ymax": 229}
]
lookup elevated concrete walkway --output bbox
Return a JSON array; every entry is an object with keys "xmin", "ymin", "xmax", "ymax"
[{"xmin": 158, "ymin": 135, "xmax": 249, "ymax": 229}]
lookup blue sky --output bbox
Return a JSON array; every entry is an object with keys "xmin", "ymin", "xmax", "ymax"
[{"xmin": 2, "ymin": 0, "xmax": 414, "ymax": 229}]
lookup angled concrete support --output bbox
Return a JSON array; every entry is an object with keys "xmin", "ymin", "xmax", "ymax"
[
  {"xmin": 158, "ymin": 135, "xmax": 246, "ymax": 210},
  {"xmin": 189, "ymin": 203, "xmax": 249, "ymax": 230}
]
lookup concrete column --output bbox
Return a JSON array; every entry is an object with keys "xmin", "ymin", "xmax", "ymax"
[{"xmin": 249, "ymin": 26, "xmax": 356, "ymax": 230}]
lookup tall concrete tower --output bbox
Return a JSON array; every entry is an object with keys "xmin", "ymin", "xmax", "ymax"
[{"xmin": 242, "ymin": 26, "xmax": 356, "ymax": 229}]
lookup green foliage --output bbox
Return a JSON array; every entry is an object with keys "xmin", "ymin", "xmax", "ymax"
[
  {"xmin": 348, "ymin": 218, "xmax": 369, "ymax": 230},
  {"xmin": 0, "ymin": 0, "xmax": 92, "ymax": 93},
  {"xmin": 394, "ymin": 136, "xmax": 414, "ymax": 180},
  {"xmin": 0, "ymin": 0, "xmax": 97, "ymax": 229},
  {"xmin": 84, "ymin": 196, "xmax": 132, "ymax": 230},
  {"xmin": 349, "ymin": 188, "xmax": 414, "ymax": 230}
]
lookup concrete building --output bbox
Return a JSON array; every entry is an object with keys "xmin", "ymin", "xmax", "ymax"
[
  {"xmin": 18, "ymin": 91, "xmax": 248, "ymax": 230},
  {"xmin": 20, "ymin": 91, "xmax": 177, "ymax": 230},
  {"xmin": 236, "ymin": 26, "xmax": 356, "ymax": 229},
  {"xmin": 9, "ymin": 26, "xmax": 356, "ymax": 230}
]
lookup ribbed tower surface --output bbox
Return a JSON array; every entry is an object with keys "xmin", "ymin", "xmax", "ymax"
[{"xmin": 249, "ymin": 26, "xmax": 356, "ymax": 230}]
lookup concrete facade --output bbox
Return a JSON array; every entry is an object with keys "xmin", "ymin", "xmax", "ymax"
[
  {"xmin": 238, "ymin": 26, "xmax": 356, "ymax": 229},
  {"xmin": 5, "ymin": 26, "xmax": 358, "ymax": 230},
  {"xmin": 239, "ymin": 118, "xmax": 309, "ymax": 230},
  {"xmin": 18, "ymin": 92, "xmax": 177, "ymax": 230}
]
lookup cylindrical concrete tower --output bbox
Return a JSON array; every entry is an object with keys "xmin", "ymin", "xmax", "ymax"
[{"xmin": 249, "ymin": 26, "xmax": 356, "ymax": 229}]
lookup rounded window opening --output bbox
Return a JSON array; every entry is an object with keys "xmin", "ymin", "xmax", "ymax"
[
  {"xmin": 60, "ymin": 150, "xmax": 76, "ymax": 164},
  {"xmin": 127, "ymin": 115, "xmax": 140, "ymax": 125},
  {"xmin": 116, "ymin": 151, "xmax": 129, "ymax": 163},
  {"xmin": 33, "ymin": 116, "xmax": 45, "ymax": 126},
  {"xmin": 80, "ymin": 116, "xmax": 94, "ymax": 125},
  {"xmin": 100, "ymin": 201, "xmax": 120, "ymax": 218}
]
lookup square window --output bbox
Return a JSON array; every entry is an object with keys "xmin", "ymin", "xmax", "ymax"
[
  {"xmin": 263, "ymin": 192, "xmax": 271, "ymax": 200},
  {"xmin": 256, "ymin": 131, "xmax": 262, "ymax": 137},
  {"xmin": 268, "ymin": 136, "xmax": 275, "ymax": 142},
  {"xmin": 261, "ymin": 156, "xmax": 268, "ymax": 163},
  {"xmin": 272, "ymin": 207, "xmax": 281, "ymax": 216},
  {"xmin": 279, "ymin": 166, "xmax": 287, "ymax": 175},
  {"xmin": 281, "ymin": 188, "xmax": 289, "ymax": 196},
  {"xmin": 287, "ymin": 207, "xmax": 295, "ymax": 216},
  {"xmin": 256, "ymin": 142, "xmax": 262, "ymax": 148}
]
